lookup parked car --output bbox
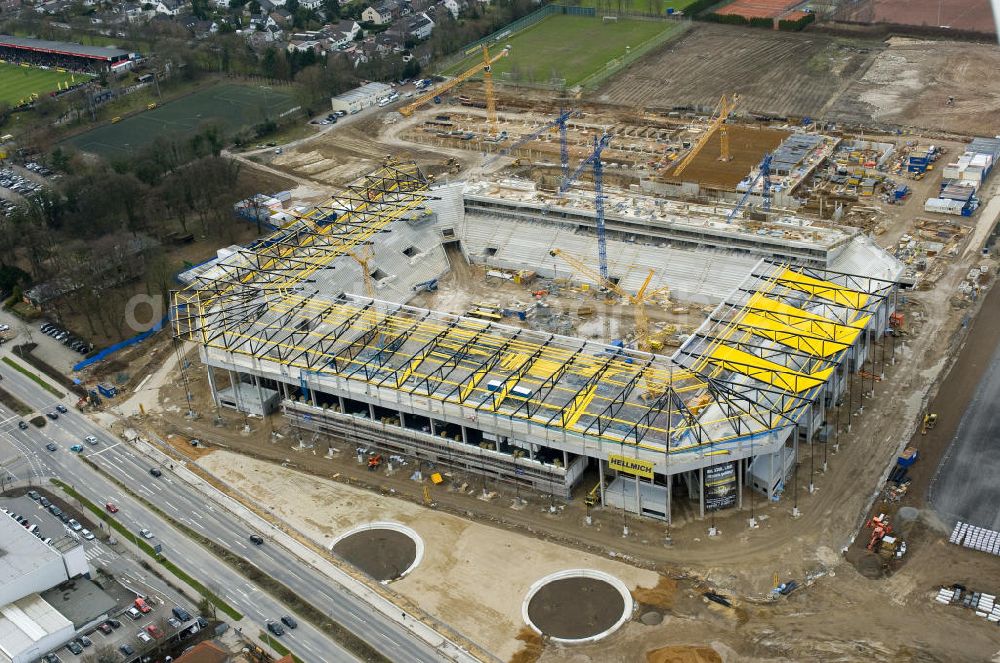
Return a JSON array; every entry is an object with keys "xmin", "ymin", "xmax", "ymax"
[
  {"xmin": 65, "ymin": 641, "xmax": 82, "ymax": 655},
  {"xmin": 68, "ymin": 519, "xmax": 82, "ymax": 531},
  {"xmin": 145, "ymin": 624, "xmax": 163, "ymax": 638},
  {"xmin": 126, "ymin": 607, "xmax": 142, "ymax": 621},
  {"xmin": 172, "ymin": 606, "xmax": 191, "ymax": 622},
  {"xmin": 136, "ymin": 630, "xmax": 152, "ymax": 644},
  {"xmin": 76, "ymin": 635, "xmax": 92, "ymax": 648},
  {"xmin": 28, "ymin": 490, "xmax": 39, "ymax": 500},
  {"xmin": 134, "ymin": 598, "xmax": 151, "ymax": 614},
  {"xmin": 49, "ymin": 505, "xmax": 62, "ymax": 516},
  {"xmin": 81, "ymin": 529, "xmax": 94, "ymax": 540},
  {"xmin": 119, "ymin": 644, "xmax": 134, "ymax": 656},
  {"xmin": 39, "ymin": 497, "xmax": 50, "ymax": 507},
  {"xmin": 108, "ymin": 619, "xmax": 121, "ymax": 629},
  {"xmin": 97, "ymin": 622, "xmax": 112, "ymax": 635}
]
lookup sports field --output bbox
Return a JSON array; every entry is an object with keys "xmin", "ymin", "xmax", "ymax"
[
  {"xmin": 64, "ymin": 83, "xmax": 296, "ymax": 158},
  {"xmin": 442, "ymin": 15, "xmax": 682, "ymax": 87},
  {"xmin": 0, "ymin": 63, "xmax": 89, "ymax": 106},
  {"xmin": 559, "ymin": 0, "xmax": 701, "ymax": 13}
]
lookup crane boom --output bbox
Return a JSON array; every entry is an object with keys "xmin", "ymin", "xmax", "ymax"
[
  {"xmin": 668, "ymin": 94, "xmax": 739, "ymax": 178},
  {"xmin": 483, "ymin": 109, "xmax": 575, "ymax": 167},
  {"xmin": 399, "ymin": 45, "xmax": 510, "ymax": 135},
  {"xmin": 727, "ymin": 153, "xmax": 772, "ymax": 223}
]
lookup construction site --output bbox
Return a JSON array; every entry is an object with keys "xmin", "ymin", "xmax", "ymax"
[{"xmin": 112, "ymin": 16, "xmax": 1000, "ymax": 663}]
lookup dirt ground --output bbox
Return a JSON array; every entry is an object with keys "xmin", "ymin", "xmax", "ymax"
[
  {"xmin": 661, "ymin": 125, "xmax": 789, "ymax": 189},
  {"xmin": 831, "ymin": 36, "xmax": 1000, "ymax": 135},
  {"xmin": 593, "ymin": 24, "xmax": 880, "ymax": 119},
  {"xmin": 526, "ymin": 577, "xmax": 623, "ymax": 640},
  {"xmin": 195, "ymin": 450, "xmax": 659, "ymax": 661},
  {"xmin": 332, "ymin": 529, "xmax": 416, "ymax": 581}
]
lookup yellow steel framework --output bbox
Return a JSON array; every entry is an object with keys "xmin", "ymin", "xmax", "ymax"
[{"xmin": 172, "ymin": 161, "xmax": 895, "ymax": 460}]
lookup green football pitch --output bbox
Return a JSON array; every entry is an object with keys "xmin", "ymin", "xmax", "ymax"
[
  {"xmin": 0, "ymin": 63, "xmax": 90, "ymax": 106},
  {"xmin": 442, "ymin": 15, "xmax": 682, "ymax": 87},
  {"xmin": 64, "ymin": 83, "xmax": 296, "ymax": 159}
]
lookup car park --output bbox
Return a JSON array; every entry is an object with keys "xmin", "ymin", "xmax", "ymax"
[{"xmin": 280, "ymin": 615, "xmax": 297, "ymax": 629}]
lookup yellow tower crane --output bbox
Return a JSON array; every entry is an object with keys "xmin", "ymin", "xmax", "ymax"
[
  {"xmin": 398, "ymin": 45, "xmax": 510, "ymax": 138},
  {"xmin": 668, "ymin": 94, "xmax": 740, "ymax": 178},
  {"xmin": 549, "ymin": 248, "xmax": 670, "ymax": 353}
]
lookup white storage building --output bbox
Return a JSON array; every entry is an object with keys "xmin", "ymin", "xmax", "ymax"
[{"xmin": 330, "ymin": 82, "xmax": 393, "ymax": 114}]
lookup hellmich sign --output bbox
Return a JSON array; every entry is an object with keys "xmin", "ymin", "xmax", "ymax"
[{"xmin": 608, "ymin": 453, "xmax": 655, "ymax": 479}]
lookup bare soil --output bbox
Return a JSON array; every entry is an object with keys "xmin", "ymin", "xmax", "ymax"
[
  {"xmin": 840, "ymin": 0, "xmax": 996, "ymax": 35},
  {"xmin": 661, "ymin": 125, "xmax": 789, "ymax": 189},
  {"xmin": 526, "ymin": 577, "xmax": 624, "ymax": 640},
  {"xmin": 594, "ymin": 24, "xmax": 880, "ymax": 119},
  {"xmin": 332, "ymin": 528, "xmax": 416, "ymax": 581}
]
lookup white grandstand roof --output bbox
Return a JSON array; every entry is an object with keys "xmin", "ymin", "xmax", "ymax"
[{"xmin": 0, "ymin": 517, "xmax": 61, "ymax": 597}]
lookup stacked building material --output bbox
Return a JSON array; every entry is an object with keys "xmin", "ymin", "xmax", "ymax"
[{"xmin": 949, "ymin": 522, "xmax": 1000, "ymax": 555}]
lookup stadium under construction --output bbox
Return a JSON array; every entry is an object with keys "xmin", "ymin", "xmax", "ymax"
[{"xmin": 171, "ymin": 160, "xmax": 904, "ymax": 523}]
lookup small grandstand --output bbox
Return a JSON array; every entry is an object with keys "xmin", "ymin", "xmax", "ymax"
[{"xmin": 0, "ymin": 35, "xmax": 133, "ymax": 73}]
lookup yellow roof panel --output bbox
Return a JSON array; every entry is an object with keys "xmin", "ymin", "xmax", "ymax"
[
  {"xmin": 708, "ymin": 345, "xmax": 833, "ymax": 393},
  {"xmin": 778, "ymin": 269, "xmax": 869, "ymax": 310}
]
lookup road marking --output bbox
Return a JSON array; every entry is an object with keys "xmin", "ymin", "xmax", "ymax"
[
  {"xmin": 163, "ymin": 501, "xmax": 178, "ymax": 511},
  {"xmin": 87, "ymin": 442, "xmax": 122, "ymax": 457},
  {"xmin": 233, "ymin": 540, "xmax": 248, "ymax": 550}
]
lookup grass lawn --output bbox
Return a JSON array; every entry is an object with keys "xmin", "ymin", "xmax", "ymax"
[
  {"xmin": 558, "ymin": 0, "xmax": 701, "ymax": 13},
  {"xmin": 63, "ymin": 83, "xmax": 296, "ymax": 158},
  {"xmin": 0, "ymin": 63, "xmax": 90, "ymax": 106},
  {"xmin": 442, "ymin": 15, "xmax": 680, "ymax": 87}
]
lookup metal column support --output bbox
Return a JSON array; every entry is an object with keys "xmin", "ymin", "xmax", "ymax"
[
  {"xmin": 699, "ymin": 466, "xmax": 705, "ymax": 519},
  {"xmin": 206, "ymin": 364, "xmax": 221, "ymax": 408},
  {"xmin": 598, "ymin": 460, "xmax": 606, "ymax": 505}
]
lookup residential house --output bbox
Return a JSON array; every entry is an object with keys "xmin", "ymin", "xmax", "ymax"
[
  {"xmin": 155, "ymin": 0, "xmax": 188, "ymax": 15},
  {"xmin": 326, "ymin": 18, "xmax": 359, "ymax": 48},
  {"xmin": 440, "ymin": 0, "xmax": 460, "ymax": 18},
  {"xmin": 299, "ymin": 0, "xmax": 322, "ymax": 8},
  {"xmin": 181, "ymin": 15, "xmax": 218, "ymax": 37},
  {"xmin": 403, "ymin": 11, "xmax": 433, "ymax": 40},
  {"xmin": 362, "ymin": 0, "xmax": 406, "ymax": 24},
  {"xmin": 269, "ymin": 7, "xmax": 293, "ymax": 24},
  {"xmin": 287, "ymin": 31, "xmax": 325, "ymax": 52}
]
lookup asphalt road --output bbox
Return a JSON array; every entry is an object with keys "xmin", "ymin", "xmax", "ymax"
[
  {"xmin": 930, "ymin": 333, "xmax": 1000, "ymax": 529},
  {"xmin": 0, "ymin": 354, "xmax": 448, "ymax": 663}
]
